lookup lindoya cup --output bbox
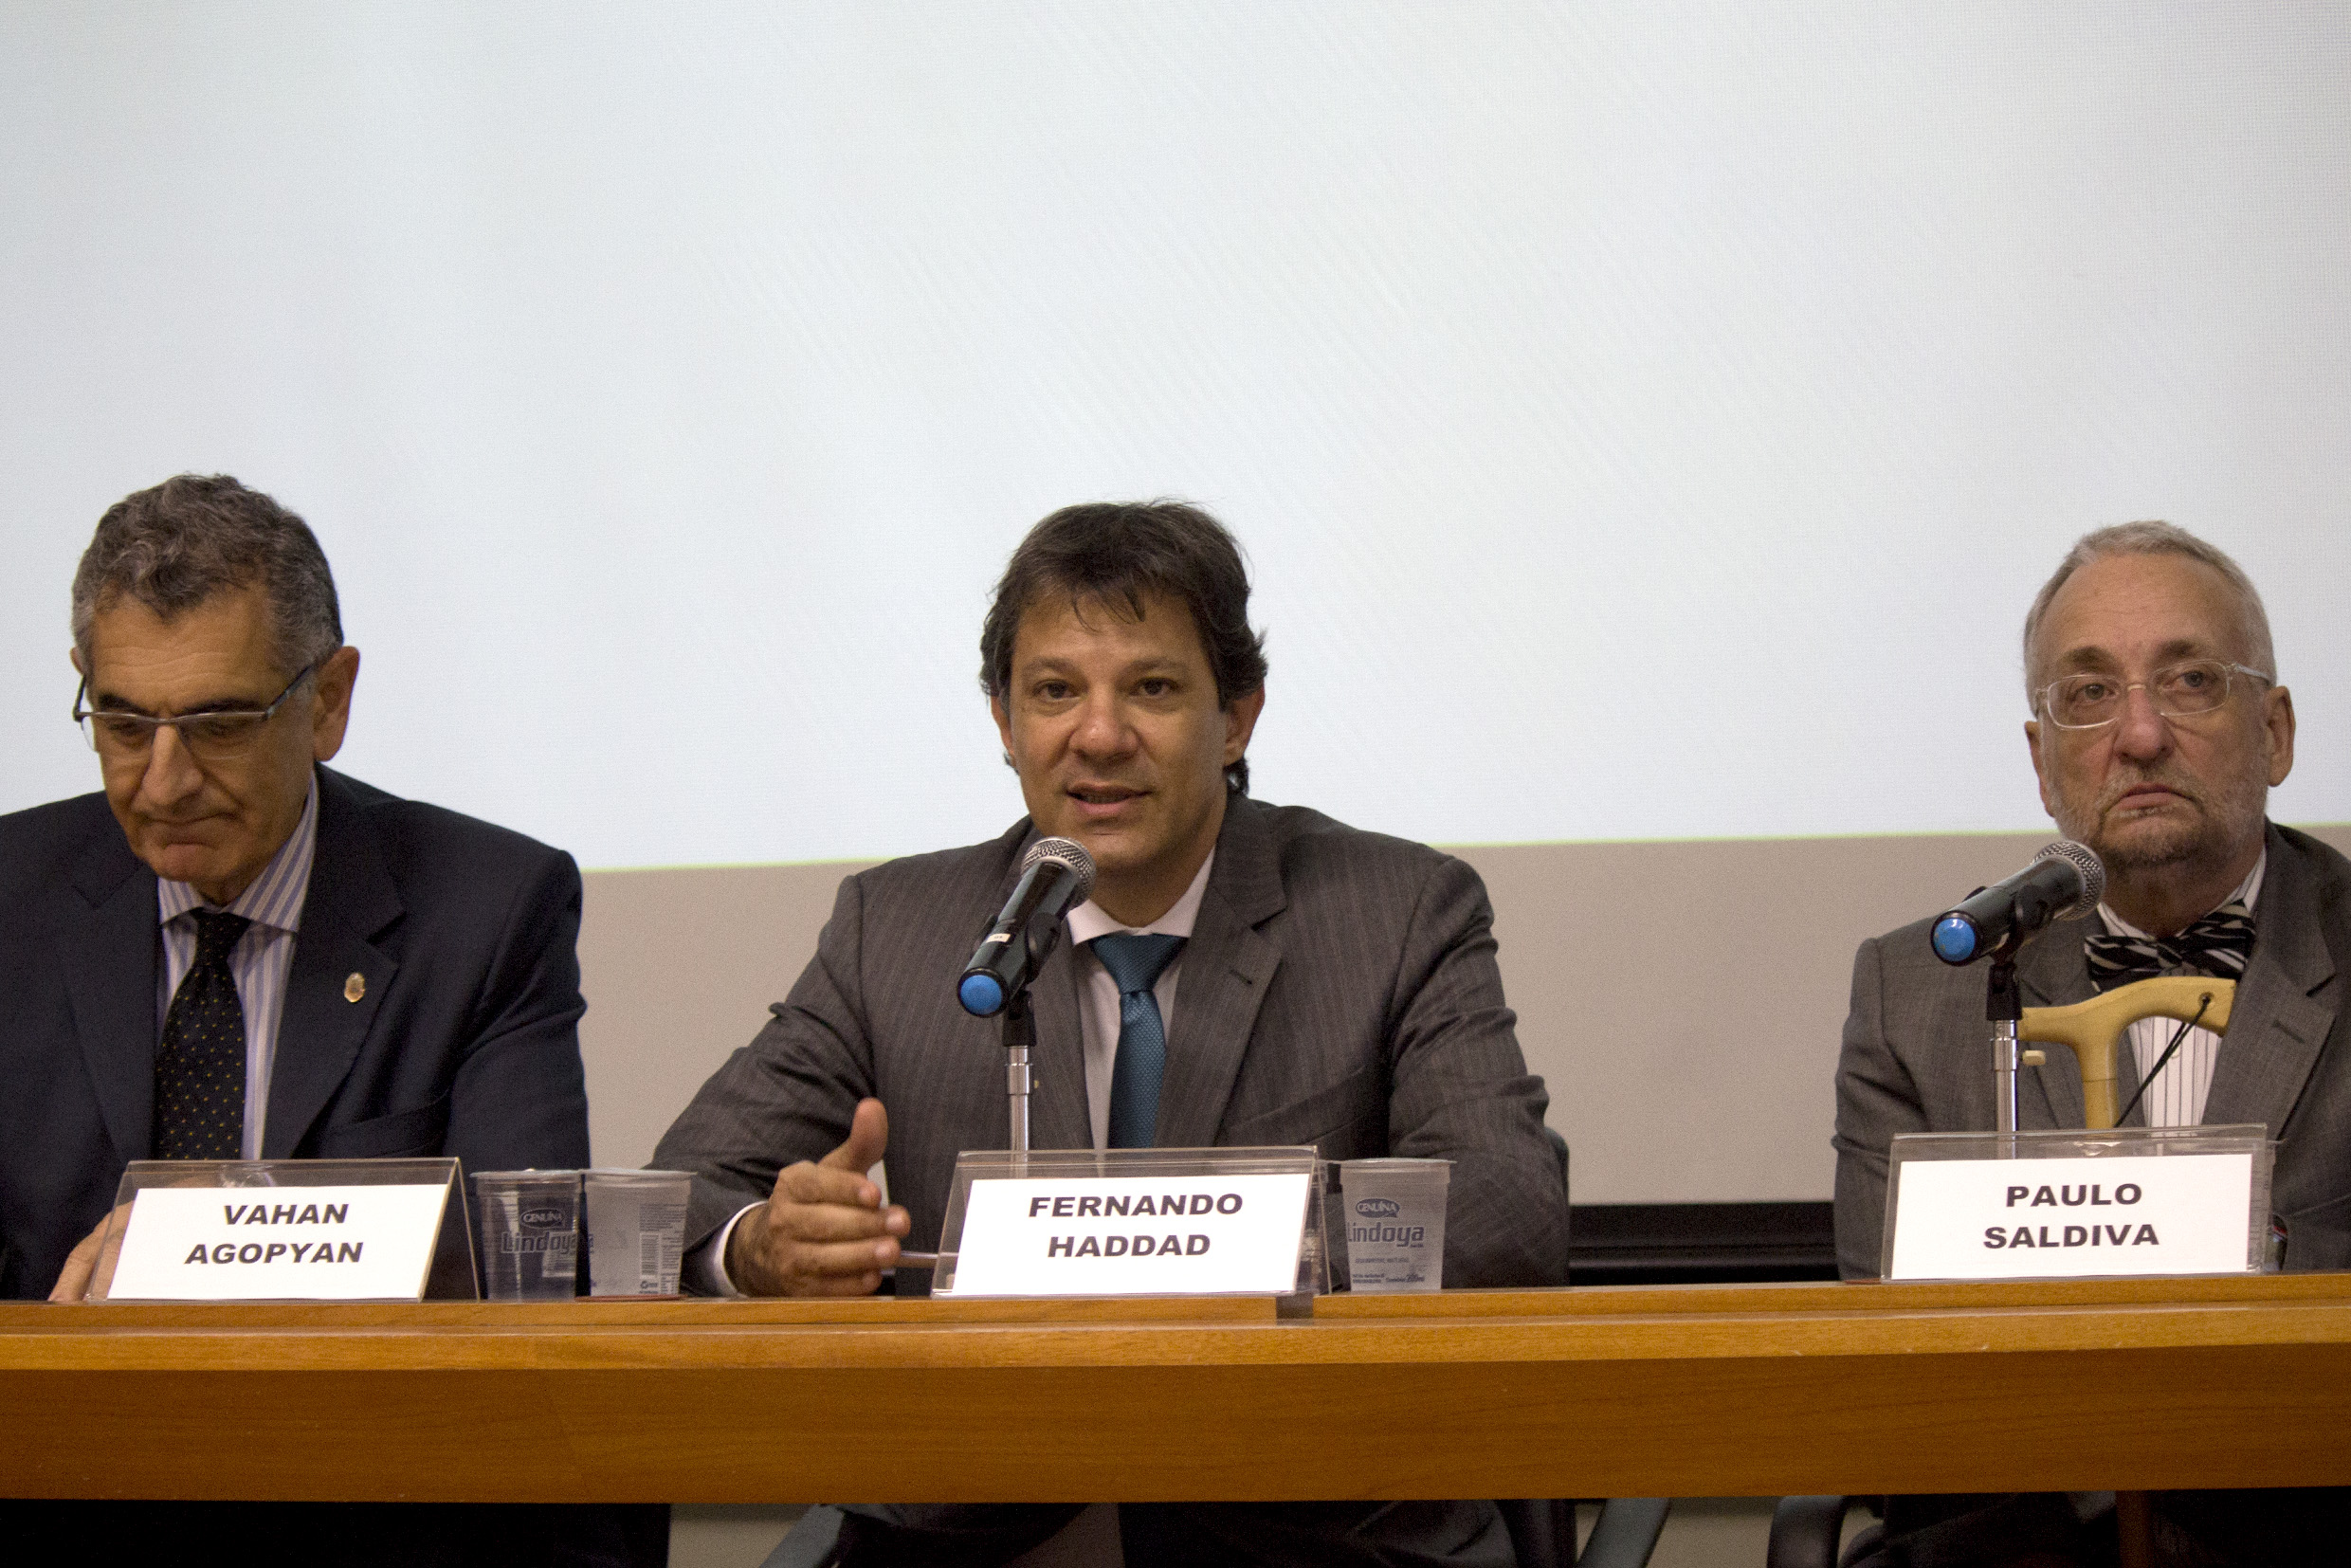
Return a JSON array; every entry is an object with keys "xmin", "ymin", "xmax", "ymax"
[
  {"xmin": 472, "ymin": 1170, "xmax": 580, "ymax": 1300},
  {"xmin": 583, "ymin": 1169, "xmax": 692, "ymax": 1297},
  {"xmin": 1339, "ymin": 1158, "xmax": 1451, "ymax": 1292}
]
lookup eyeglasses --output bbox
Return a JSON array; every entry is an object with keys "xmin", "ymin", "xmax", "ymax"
[
  {"xmin": 2035, "ymin": 659, "xmax": 2271, "ymax": 731},
  {"xmin": 74, "ymin": 663, "xmax": 319, "ymax": 761}
]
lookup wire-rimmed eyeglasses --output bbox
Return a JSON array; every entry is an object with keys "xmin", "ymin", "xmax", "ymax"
[
  {"xmin": 74, "ymin": 662, "xmax": 320, "ymax": 761},
  {"xmin": 2035, "ymin": 659, "xmax": 2271, "ymax": 731}
]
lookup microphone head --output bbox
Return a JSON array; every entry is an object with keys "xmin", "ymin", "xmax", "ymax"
[
  {"xmin": 2032, "ymin": 839, "xmax": 2106, "ymax": 920},
  {"xmin": 1022, "ymin": 835, "xmax": 1097, "ymax": 903}
]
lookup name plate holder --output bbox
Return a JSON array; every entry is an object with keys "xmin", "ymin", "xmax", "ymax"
[
  {"xmin": 933, "ymin": 1145, "xmax": 1325, "ymax": 1301},
  {"xmin": 84, "ymin": 1158, "xmax": 479, "ymax": 1303},
  {"xmin": 1882, "ymin": 1124, "xmax": 2276, "ymax": 1282}
]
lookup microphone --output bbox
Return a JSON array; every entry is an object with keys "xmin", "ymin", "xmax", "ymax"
[
  {"xmin": 1929, "ymin": 841, "xmax": 2105, "ymax": 965},
  {"xmin": 957, "ymin": 837, "xmax": 1097, "ymax": 1016}
]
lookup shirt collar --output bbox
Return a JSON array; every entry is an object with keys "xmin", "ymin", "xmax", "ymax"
[
  {"xmin": 2098, "ymin": 848, "xmax": 2266, "ymax": 942},
  {"xmin": 156, "ymin": 776, "xmax": 319, "ymax": 934},
  {"xmin": 1066, "ymin": 849, "xmax": 1215, "ymax": 946}
]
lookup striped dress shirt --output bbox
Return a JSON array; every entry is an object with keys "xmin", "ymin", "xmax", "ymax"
[
  {"xmin": 155, "ymin": 780, "xmax": 319, "ymax": 1160},
  {"xmin": 2097, "ymin": 852, "xmax": 2265, "ymax": 1130}
]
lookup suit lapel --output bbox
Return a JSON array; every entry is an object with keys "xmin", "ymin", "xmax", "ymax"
[
  {"xmin": 1026, "ymin": 927, "xmax": 1093, "ymax": 1152},
  {"xmin": 1155, "ymin": 800, "xmax": 1285, "ymax": 1149},
  {"xmin": 2200, "ymin": 829, "xmax": 2338, "ymax": 1138},
  {"xmin": 2018, "ymin": 916, "xmax": 2097, "ymax": 1129},
  {"xmin": 263, "ymin": 771, "xmax": 402, "ymax": 1158},
  {"xmin": 60, "ymin": 829, "xmax": 162, "ymax": 1161}
]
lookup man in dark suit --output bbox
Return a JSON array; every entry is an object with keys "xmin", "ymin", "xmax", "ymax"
[
  {"xmin": 1833, "ymin": 521, "xmax": 2348, "ymax": 1566},
  {"xmin": 0, "ymin": 473, "xmax": 659, "ymax": 1566},
  {"xmin": 655, "ymin": 501, "xmax": 1568, "ymax": 1566}
]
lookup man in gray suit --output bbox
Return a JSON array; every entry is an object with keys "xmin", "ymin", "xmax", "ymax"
[
  {"xmin": 656, "ymin": 500, "xmax": 1568, "ymax": 1566},
  {"xmin": 1833, "ymin": 521, "xmax": 2347, "ymax": 1566}
]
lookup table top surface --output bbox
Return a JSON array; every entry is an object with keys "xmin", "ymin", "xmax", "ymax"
[
  {"xmin": 9, "ymin": 1274, "xmax": 2348, "ymax": 1503},
  {"xmin": 9, "ymin": 1271, "xmax": 2350, "ymax": 1364},
  {"xmin": 18, "ymin": 1269, "xmax": 2351, "ymax": 1354}
]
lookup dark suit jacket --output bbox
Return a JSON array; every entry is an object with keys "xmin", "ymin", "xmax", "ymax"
[
  {"xmin": 655, "ymin": 795, "xmax": 1564, "ymax": 1568},
  {"xmin": 0, "ymin": 764, "xmax": 592, "ymax": 1299},
  {"xmin": 1834, "ymin": 821, "xmax": 2351, "ymax": 1279},
  {"xmin": 657, "ymin": 794, "xmax": 1569, "ymax": 1292}
]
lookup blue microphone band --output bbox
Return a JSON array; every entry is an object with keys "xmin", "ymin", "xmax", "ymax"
[
  {"xmin": 1931, "ymin": 914, "xmax": 1979, "ymax": 964},
  {"xmin": 959, "ymin": 973, "xmax": 1007, "ymax": 1017}
]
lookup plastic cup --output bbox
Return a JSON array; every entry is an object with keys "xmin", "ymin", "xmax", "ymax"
[
  {"xmin": 472, "ymin": 1170, "xmax": 581, "ymax": 1300},
  {"xmin": 1340, "ymin": 1158, "xmax": 1451, "ymax": 1292},
  {"xmin": 583, "ymin": 1169, "xmax": 691, "ymax": 1297}
]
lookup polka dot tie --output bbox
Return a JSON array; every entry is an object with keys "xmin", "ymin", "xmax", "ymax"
[
  {"xmin": 1092, "ymin": 932, "xmax": 1186, "ymax": 1149},
  {"xmin": 155, "ymin": 909, "xmax": 252, "ymax": 1160}
]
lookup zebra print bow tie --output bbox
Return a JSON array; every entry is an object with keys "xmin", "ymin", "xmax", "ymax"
[{"xmin": 2085, "ymin": 900, "xmax": 2254, "ymax": 991}]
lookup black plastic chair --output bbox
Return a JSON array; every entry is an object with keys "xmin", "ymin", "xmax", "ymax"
[
  {"xmin": 1564, "ymin": 1497, "xmax": 1673, "ymax": 1568},
  {"xmin": 767, "ymin": 1498, "xmax": 1672, "ymax": 1568},
  {"xmin": 1767, "ymin": 1495, "xmax": 1877, "ymax": 1568}
]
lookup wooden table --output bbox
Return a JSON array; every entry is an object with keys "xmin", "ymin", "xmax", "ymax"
[{"xmin": 6, "ymin": 1275, "xmax": 2349, "ymax": 1503}]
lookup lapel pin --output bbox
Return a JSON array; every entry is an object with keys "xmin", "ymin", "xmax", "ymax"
[{"xmin": 344, "ymin": 973, "xmax": 366, "ymax": 1004}]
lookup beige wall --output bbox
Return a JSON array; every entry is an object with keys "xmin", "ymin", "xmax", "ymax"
[{"xmin": 579, "ymin": 823, "xmax": 2351, "ymax": 1203}]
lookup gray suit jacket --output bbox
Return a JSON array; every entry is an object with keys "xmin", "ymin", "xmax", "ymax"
[
  {"xmin": 657, "ymin": 797, "xmax": 1563, "ymax": 1565},
  {"xmin": 1833, "ymin": 822, "xmax": 2351, "ymax": 1279},
  {"xmin": 657, "ymin": 794, "xmax": 1568, "ymax": 1293}
]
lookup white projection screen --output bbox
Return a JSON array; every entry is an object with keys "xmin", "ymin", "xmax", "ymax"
[{"xmin": 5, "ymin": 4, "xmax": 2346, "ymax": 1197}]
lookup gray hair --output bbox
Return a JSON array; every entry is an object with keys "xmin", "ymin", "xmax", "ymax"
[
  {"xmin": 71, "ymin": 474, "xmax": 343, "ymax": 677},
  {"xmin": 2021, "ymin": 520, "xmax": 2276, "ymax": 704}
]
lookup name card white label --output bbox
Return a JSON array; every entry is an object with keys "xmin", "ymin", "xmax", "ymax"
[
  {"xmin": 944, "ymin": 1171, "xmax": 1312, "ymax": 1297},
  {"xmin": 1888, "ymin": 1154, "xmax": 2254, "ymax": 1280},
  {"xmin": 107, "ymin": 1184, "xmax": 452, "ymax": 1301}
]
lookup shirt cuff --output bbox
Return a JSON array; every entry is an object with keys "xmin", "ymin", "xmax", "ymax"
[{"xmin": 683, "ymin": 1202, "xmax": 762, "ymax": 1297}]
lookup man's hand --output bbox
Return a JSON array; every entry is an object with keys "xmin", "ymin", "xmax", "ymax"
[
  {"xmin": 49, "ymin": 1206, "xmax": 131, "ymax": 1303},
  {"xmin": 725, "ymin": 1098, "xmax": 911, "ymax": 1297}
]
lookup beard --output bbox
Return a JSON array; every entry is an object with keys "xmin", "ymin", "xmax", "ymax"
[{"xmin": 2050, "ymin": 759, "xmax": 2269, "ymax": 877}]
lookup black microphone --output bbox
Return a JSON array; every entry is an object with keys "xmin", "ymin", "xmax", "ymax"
[
  {"xmin": 1929, "ymin": 841, "xmax": 2105, "ymax": 965},
  {"xmin": 957, "ymin": 837, "xmax": 1098, "ymax": 1016}
]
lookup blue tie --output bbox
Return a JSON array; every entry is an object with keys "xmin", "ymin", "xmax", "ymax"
[{"xmin": 1093, "ymin": 932, "xmax": 1187, "ymax": 1149}]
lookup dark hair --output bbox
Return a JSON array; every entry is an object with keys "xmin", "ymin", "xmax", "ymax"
[
  {"xmin": 72, "ymin": 474, "xmax": 342, "ymax": 676},
  {"xmin": 980, "ymin": 500, "xmax": 1268, "ymax": 794}
]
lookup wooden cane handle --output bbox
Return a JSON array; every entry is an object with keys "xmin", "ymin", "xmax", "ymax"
[{"xmin": 2019, "ymin": 977, "xmax": 2236, "ymax": 1131}]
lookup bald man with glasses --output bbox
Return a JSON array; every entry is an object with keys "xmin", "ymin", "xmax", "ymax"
[
  {"xmin": 0, "ymin": 474, "xmax": 658, "ymax": 1564},
  {"xmin": 1832, "ymin": 520, "xmax": 2348, "ymax": 1567}
]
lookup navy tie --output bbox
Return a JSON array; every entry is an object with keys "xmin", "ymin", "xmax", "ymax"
[
  {"xmin": 155, "ymin": 909, "xmax": 252, "ymax": 1160},
  {"xmin": 1093, "ymin": 932, "xmax": 1187, "ymax": 1149}
]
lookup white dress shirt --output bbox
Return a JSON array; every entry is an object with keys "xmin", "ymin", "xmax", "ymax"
[
  {"xmin": 1064, "ymin": 850, "xmax": 1212, "ymax": 1150},
  {"xmin": 2096, "ymin": 851, "xmax": 2265, "ymax": 1129},
  {"xmin": 155, "ymin": 779, "xmax": 319, "ymax": 1159}
]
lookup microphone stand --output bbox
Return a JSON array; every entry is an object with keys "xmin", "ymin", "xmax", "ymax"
[
  {"xmin": 964, "ymin": 859, "xmax": 1084, "ymax": 1173},
  {"xmin": 1001, "ymin": 918, "xmax": 1065, "ymax": 1173},
  {"xmin": 1002, "ymin": 987, "xmax": 1033, "ymax": 1160},
  {"xmin": 1986, "ymin": 953, "xmax": 2022, "ymax": 1159},
  {"xmin": 1970, "ymin": 885, "xmax": 2044, "ymax": 1158}
]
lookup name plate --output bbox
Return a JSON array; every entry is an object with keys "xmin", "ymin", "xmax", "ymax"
[
  {"xmin": 107, "ymin": 1183, "xmax": 453, "ymax": 1301},
  {"xmin": 1885, "ymin": 1127, "xmax": 2272, "ymax": 1282},
  {"xmin": 936, "ymin": 1148, "xmax": 1321, "ymax": 1298}
]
